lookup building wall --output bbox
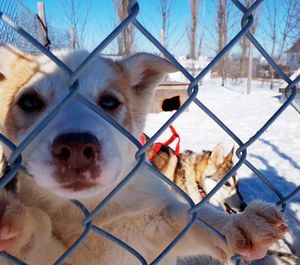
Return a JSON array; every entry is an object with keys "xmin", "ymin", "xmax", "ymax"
[{"xmin": 287, "ymin": 52, "xmax": 300, "ymax": 71}]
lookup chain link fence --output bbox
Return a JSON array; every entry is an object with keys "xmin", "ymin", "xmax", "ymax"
[
  {"xmin": 0, "ymin": 0, "xmax": 69, "ymax": 53},
  {"xmin": 0, "ymin": 0, "xmax": 299, "ymax": 264},
  {"xmin": 0, "ymin": 0, "xmax": 42, "ymax": 52}
]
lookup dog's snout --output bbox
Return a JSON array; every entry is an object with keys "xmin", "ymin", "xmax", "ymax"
[{"xmin": 52, "ymin": 133, "xmax": 100, "ymax": 170}]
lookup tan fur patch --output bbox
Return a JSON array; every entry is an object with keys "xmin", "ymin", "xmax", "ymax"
[
  {"xmin": 105, "ymin": 62, "xmax": 134, "ymax": 132},
  {"xmin": 133, "ymin": 68, "xmax": 159, "ymax": 94},
  {"xmin": 0, "ymin": 53, "xmax": 44, "ymax": 140},
  {"xmin": 106, "ymin": 60, "xmax": 158, "ymax": 134}
]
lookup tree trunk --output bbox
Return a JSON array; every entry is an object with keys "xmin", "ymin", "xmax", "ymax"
[
  {"xmin": 114, "ymin": 0, "xmax": 135, "ymax": 57},
  {"xmin": 217, "ymin": 0, "xmax": 228, "ymax": 86},
  {"xmin": 189, "ymin": 0, "xmax": 198, "ymax": 60}
]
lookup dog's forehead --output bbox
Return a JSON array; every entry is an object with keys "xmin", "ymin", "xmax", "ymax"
[{"xmin": 33, "ymin": 50, "xmax": 121, "ymax": 99}]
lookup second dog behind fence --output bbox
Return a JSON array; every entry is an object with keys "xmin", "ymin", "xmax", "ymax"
[{"xmin": 142, "ymin": 133, "xmax": 246, "ymax": 213}]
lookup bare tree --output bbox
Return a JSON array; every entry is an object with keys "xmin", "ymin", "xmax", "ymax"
[
  {"xmin": 289, "ymin": 3, "xmax": 300, "ymax": 39},
  {"xmin": 152, "ymin": 0, "xmax": 174, "ymax": 50},
  {"xmin": 239, "ymin": 0, "xmax": 260, "ymax": 78},
  {"xmin": 217, "ymin": 0, "xmax": 229, "ymax": 86},
  {"xmin": 202, "ymin": 0, "xmax": 238, "ymax": 55},
  {"xmin": 145, "ymin": 0, "xmax": 185, "ymax": 55},
  {"xmin": 197, "ymin": 27, "xmax": 205, "ymax": 59},
  {"xmin": 114, "ymin": 0, "xmax": 135, "ymax": 57},
  {"xmin": 47, "ymin": 26, "xmax": 71, "ymax": 50},
  {"xmin": 188, "ymin": 0, "xmax": 199, "ymax": 60},
  {"xmin": 277, "ymin": 0, "xmax": 299, "ymax": 60},
  {"xmin": 62, "ymin": 0, "xmax": 92, "ymax": 49},
  {"xmin": 264, "ymin": 0, "xmax": 299, "ymax": 89},
  {"xmin": 197, "ymin": 0, "xmax": 206, "ymax": 58}
]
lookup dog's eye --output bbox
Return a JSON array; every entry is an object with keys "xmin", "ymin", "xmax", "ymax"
[
  {"xmin": 99, "ymin": 95, "xmax": 121, "ymax": 110},
  {"xmin": 17, "ymin": 92, "xmax": 45, "ymax": 113}
]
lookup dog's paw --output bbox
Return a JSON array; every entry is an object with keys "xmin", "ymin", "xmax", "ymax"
[
  {"xmin": 223, "ymin": 200, "xmax": 288, "ymax": 261},
  {"xmin": 0, "ymin": 190, "xmax": 31, "ymax": 255}
]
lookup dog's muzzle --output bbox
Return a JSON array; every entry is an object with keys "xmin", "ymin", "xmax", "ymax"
[{"xmin": 52, "ymin": 132, "xmax": 101, "ymax": 191}]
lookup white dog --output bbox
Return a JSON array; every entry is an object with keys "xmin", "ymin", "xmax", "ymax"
[{"xmin": 0, "ymin": 45, "xmax": 288, "ymax": 265}]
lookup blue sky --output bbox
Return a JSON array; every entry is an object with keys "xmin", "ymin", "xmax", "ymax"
[
  {"xmin": 21, "ymin": 0, "xmax": 194, "ymax": 55},
  {"xmin": 20, "ymin": 0, "xmax": 294, "ymax": 58}
]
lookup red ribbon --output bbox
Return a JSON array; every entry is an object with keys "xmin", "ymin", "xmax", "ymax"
[{"xmin": 141, "ymin": 125, "xmax": 181, "ymax": 161}]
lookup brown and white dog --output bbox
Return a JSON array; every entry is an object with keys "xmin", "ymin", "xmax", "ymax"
[
  {"xmin": 142, "ymin": 136, "xmax": 246, "ymax": 213},
  {"xmin": 0, "ymin": 45, "xmax": 289, "ymax": 265}
]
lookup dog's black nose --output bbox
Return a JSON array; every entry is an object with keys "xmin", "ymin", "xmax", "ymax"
[{"xmin": 52, "ymin": 133, "xmax": 100, "ymax": 170}]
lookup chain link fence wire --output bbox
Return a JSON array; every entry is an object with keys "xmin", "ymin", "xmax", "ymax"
[
  {"xmin": 0, "ymin": 0, "xmax": 300, "ymax": 264},
  {"xmin": 0, "ymin": 0, "xmax": 69, "ymax": 53},
  {"xmin": 0, "ymin": 0, "xmax": 42, "ymax": 52}
]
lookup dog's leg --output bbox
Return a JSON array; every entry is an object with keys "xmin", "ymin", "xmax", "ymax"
[
  {"xmin": 0, "ymin": 190, "xmax": 65, "ymax": 265},
  {"xmin": 182, "ymin": 165, "xmax": 201, "ymax": 203},
  {"xmin": 179, "ymin": 154, "xmax": 201, "ymax": 203},
  {"xmin": 169, "ymin": 201, "xmax": 288, "ymax": 263}
]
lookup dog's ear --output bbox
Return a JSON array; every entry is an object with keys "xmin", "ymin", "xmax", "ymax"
[
  {"xmin": 141, "ymin": 133, "xmax": 151, "ymax": 153},
  {"xmin": 166, "ymin": 145, "xmax": 176, "ymax": 156},
  {"xmin": 0, "ymin": 45, "xmax": 24, "ymax": 79},
  {"xmin": 225, "ymin": 146, "xmax": 235, "ymax": 162},
  {"xmin": 209, "ymin": 143, "xmax": 224, "ymax": 166},
  {"xmin": 141, "ymin": 133, "xmax": 151, "ymax": 144},
  {"xmin": 0, "ymin": 45, "xmax": 33, "ymax": 82},
  {"xmin": 141, "ymin": 133, "xmax": 156, "ymax": 160},
  {"xmin": 120, "ymin": 53, "xmax": 177, "ymax": 94}
]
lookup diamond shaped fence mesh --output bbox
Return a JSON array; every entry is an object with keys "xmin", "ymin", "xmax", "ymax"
[{"xmin": 0, "ymin": 0, "xmax": 299, "ymax": 264}]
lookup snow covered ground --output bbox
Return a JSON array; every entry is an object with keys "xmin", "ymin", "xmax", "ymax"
[{"xmin": 144, "ymin": 78, "xmax": 300, "ymax": 254}]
